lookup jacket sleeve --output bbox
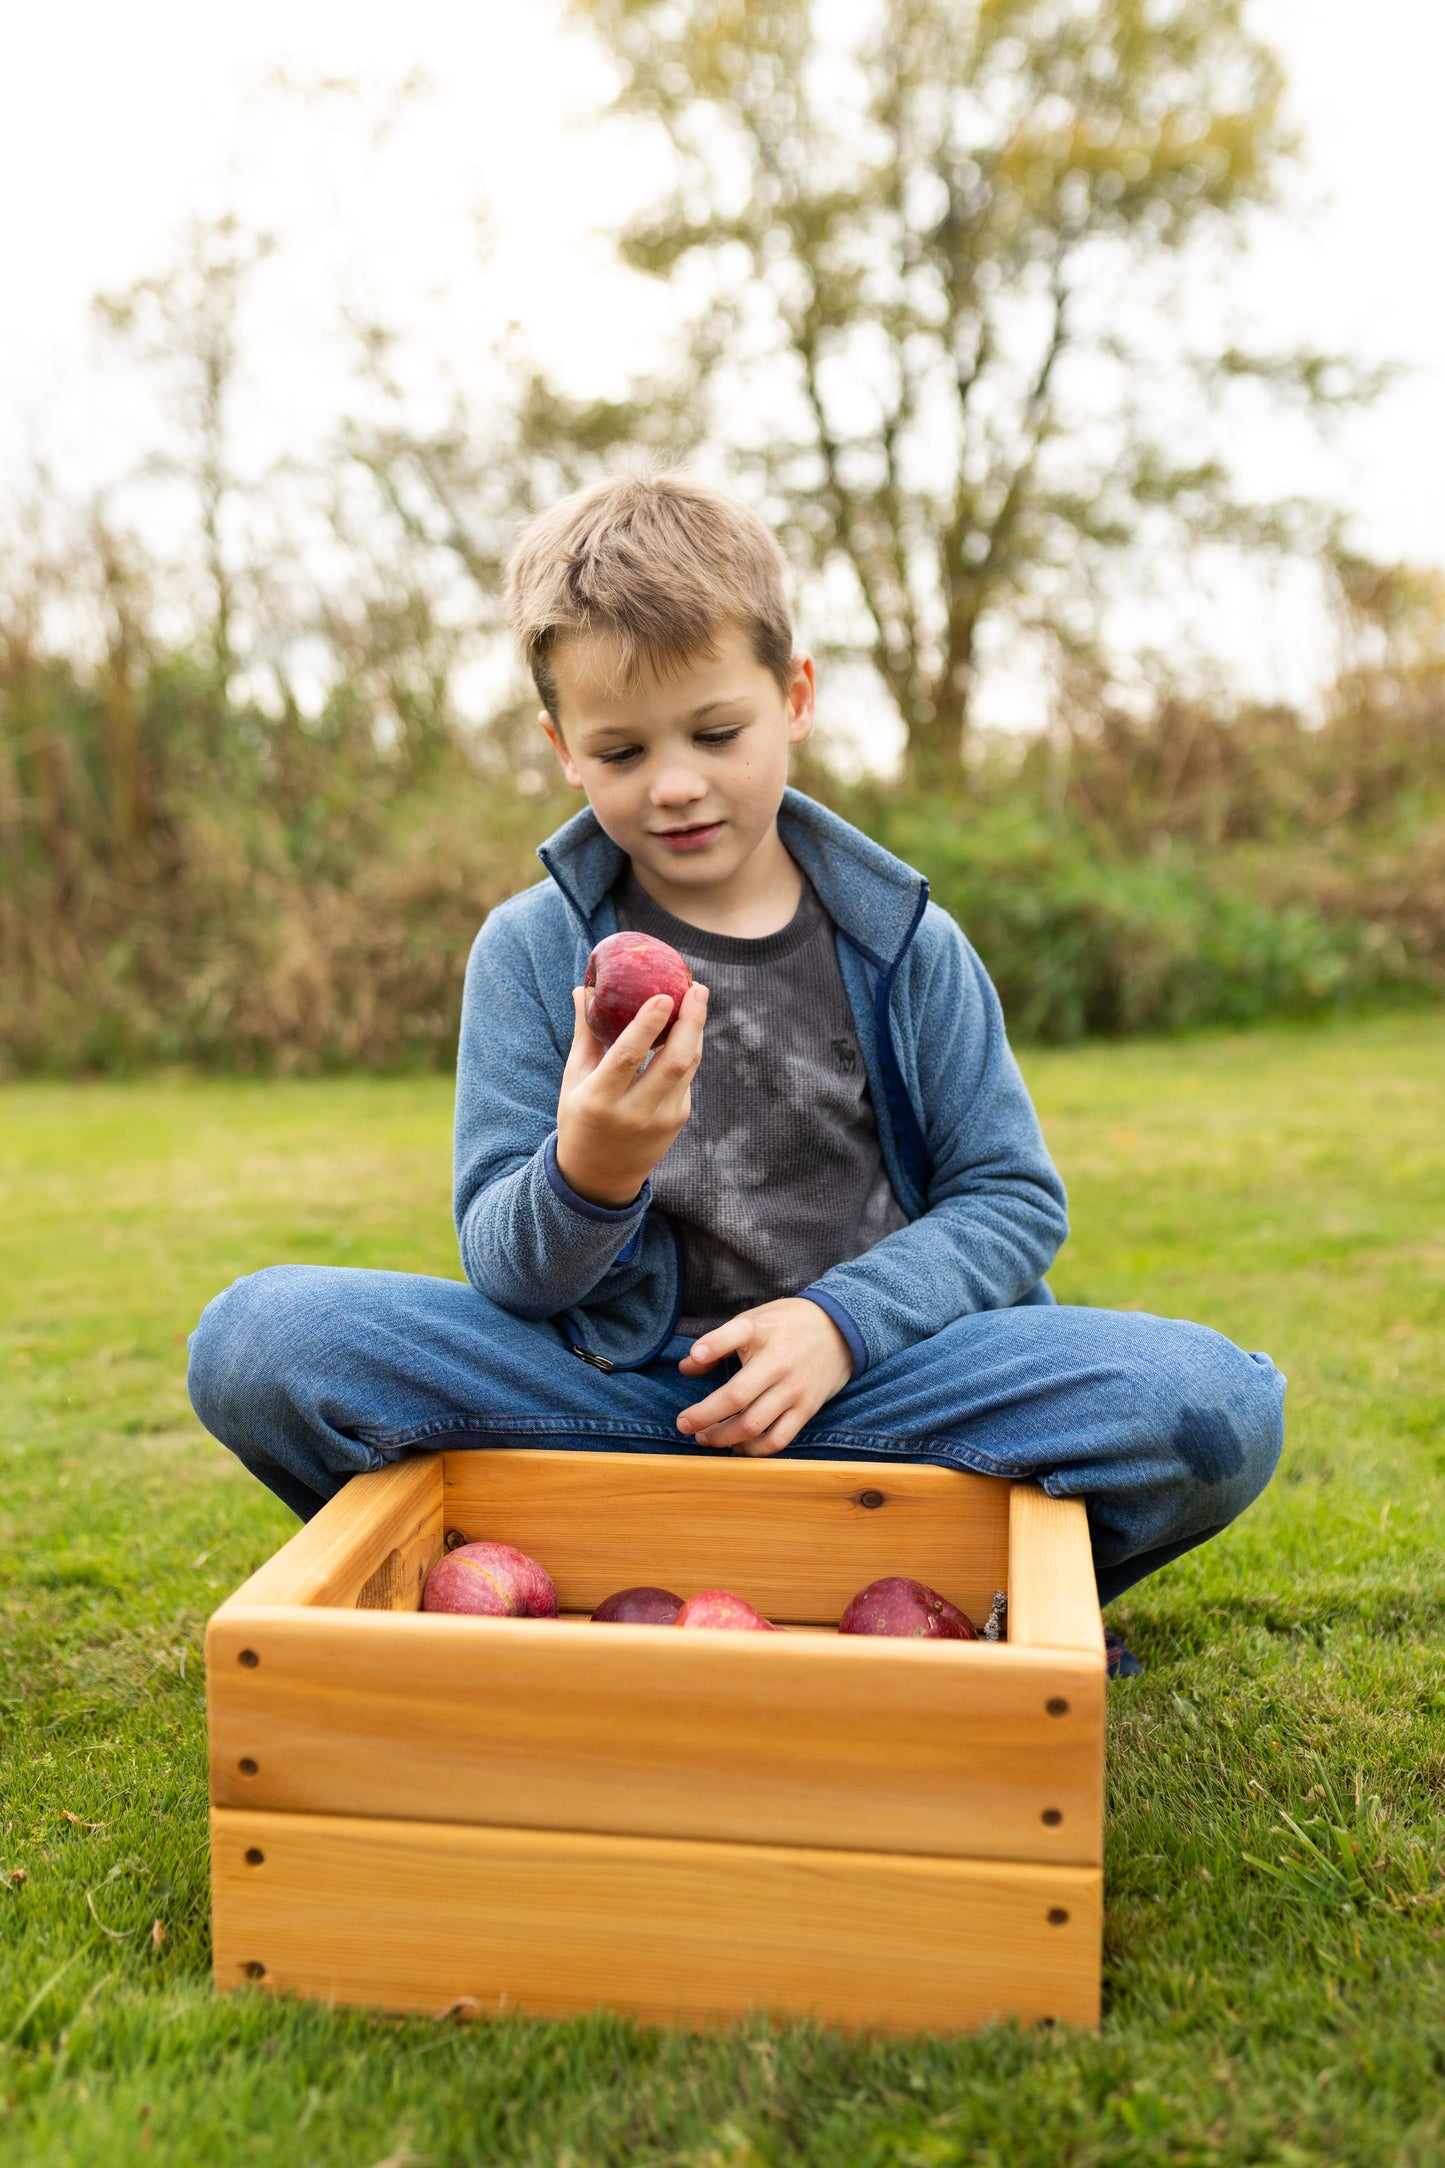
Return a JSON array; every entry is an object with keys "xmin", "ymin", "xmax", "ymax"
[
  {"xmin": 800, "ymin": 918, "xmax": 1068, "ymax": 1375},
  {"xmin": 452, "ymin": 908, "xmax": 651, "ymax": 1320}
]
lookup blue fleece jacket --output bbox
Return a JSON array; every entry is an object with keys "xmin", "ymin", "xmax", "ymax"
[{"xmin": 453, "ymin": 789, "xmax": 1069, "ymax": 1376}]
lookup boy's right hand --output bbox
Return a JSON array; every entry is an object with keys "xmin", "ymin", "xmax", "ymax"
[{"xmin": 554, "ymin": 981, "xmax": 708, "ymax": 1209}]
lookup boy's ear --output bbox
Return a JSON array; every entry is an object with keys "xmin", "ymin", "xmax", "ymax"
[
  {"xmin": 540, "ymin": 712, "xmax": 585, "ymax": 792},
  {"xmin": 786, "ymin": 653, "xmax": 816, "ymax": 747}
]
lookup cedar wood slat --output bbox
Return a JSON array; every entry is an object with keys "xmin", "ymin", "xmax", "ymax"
[
  {"xmin": 208, "ymin": 1605, "xmax": 1104, "ymax": 1863},
  {"xmin": 212, "ymin": 1807, "xmax": 1103, "ymax": 2031}
]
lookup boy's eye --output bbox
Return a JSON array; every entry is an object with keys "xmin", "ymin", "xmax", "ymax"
[{"xmin": 594, "ymin": 725, "xmax": 743, "ymax": 766}]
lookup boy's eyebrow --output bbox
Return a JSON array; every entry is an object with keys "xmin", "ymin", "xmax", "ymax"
[
  {"xmin": 574, "ymin": 721, "xmax": 641, "ymax": 745},
  {"xmin": 683, "ymin": 696, "xmax": 750, "ymax": 723}
]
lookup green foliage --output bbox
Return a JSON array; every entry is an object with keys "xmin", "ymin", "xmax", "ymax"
[
  {"xmin": 854, "ymin": 793, "xmax": 1434, "ymax": 1042},
  {"xmin": 818, "ymin": 654, "xmax": 1445, "ymax": 1039},
  {"xmin": 0, "ymin": 626, "xmax": 577, "ymax": 1074},
  {"xmin": 3, "ymin": 1015, "xmax": 1445, "ymax": 2162},
  {"xmin": 4, "ymin": 601, "xmax": 1444, "ymax": 1070}
]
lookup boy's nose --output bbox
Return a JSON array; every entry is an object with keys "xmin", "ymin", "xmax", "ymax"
[{"xmin": 650, "ymin": 764, "xmax": 709, "ymax": 806}]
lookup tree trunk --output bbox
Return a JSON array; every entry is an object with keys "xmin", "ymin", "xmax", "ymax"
[
  {"xmin": 98, "ymin": 538, "xmax": 147, "ymax": 859},
  {"xmin": 900, "ymin": 636, "xmax": 972, "ymax": 788}
]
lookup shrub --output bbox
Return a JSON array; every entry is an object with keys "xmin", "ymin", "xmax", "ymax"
[{"xmin": 3, "ymin": 608, "xmax": 1443, "ymax": 1069}]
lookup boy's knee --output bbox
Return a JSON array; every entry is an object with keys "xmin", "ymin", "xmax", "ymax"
[
  {"xmin": 187, "ymin": 1264, "xmax": 321, "ymax": 1444},
  {"xmin": 1166, "ymin": 1340, "xmax": 1284, "ymax": 1524}
]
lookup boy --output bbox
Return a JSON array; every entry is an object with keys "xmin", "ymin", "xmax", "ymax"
[{"xmin": 188, "ymin": 474, "xmax": 1283, "ymax": 1642}]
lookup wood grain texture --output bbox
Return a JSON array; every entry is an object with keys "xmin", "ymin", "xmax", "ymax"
[
  {"xmin": 440, "ymin": 1449, "xmax": 1010, "ymax": 1625},
  {"xmin": 207, "ymin": 1607, "xmax": 1104, "ymax": 1863},
  {"xmin": 211, "ymin": 1808, "xmax": 1102, "ymax": 2031},
  {"xmin": 212, "ymin": 1458, "xmax": 441, "ymax": 1614},
  {"xmin": 1007, "ymin": 1487, "xmax": 1106, "ymax": 1658}
]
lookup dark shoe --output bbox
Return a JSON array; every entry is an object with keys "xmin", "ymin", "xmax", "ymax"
[{"xmin": 1104, "ymin": 1628, "xmax": 1144, "ymax": 1680}]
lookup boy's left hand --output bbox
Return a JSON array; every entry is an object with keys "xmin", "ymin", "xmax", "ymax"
[{"xmin": 675, "ymin": 1298, "xmax": 853, "ymax": 1456}]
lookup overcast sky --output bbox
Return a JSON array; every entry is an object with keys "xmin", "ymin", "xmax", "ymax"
[{"xmin": 3, "ymin": 0, "xmax": 1442, "ymax": 728}]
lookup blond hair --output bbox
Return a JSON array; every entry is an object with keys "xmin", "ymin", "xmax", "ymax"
[{"xmin": 505, "ymin": 472, "xmax": 794, "ymax": 718}]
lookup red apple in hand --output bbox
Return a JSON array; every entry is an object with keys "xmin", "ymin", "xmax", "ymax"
[
  {"xmin": 675, "ymin": 1589, "xmax": 777, "ymax": 1631},
  {"xmin": 584, "ymin": 932, "xmax": 692, "ymax": 1047},
  {"xmin": 591, "ymin": 1585, "xmax": 684, "ymax": 1625},
  {"xmin": 422, "ymin": 1542, "xmax": 558, "ymax": 1618},
  {"xmin": 837, "ymin": 1577, "xmax": 977, "ymax": 1640}
]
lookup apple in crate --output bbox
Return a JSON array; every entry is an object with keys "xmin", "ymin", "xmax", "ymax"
[
  {"xmin": 676, "ymin": 1589, "xmax": 777, "ymax": 1631},
  {"xmin": 838, "ymin": 1577, "xmax": 977, "ymax": 1640},
  {"xmin": 591, "ymin": 1586, "xmax": 684, "ymax": 1625},
  {"xmin": 583, "ymin": 932, "xmax": 692, "ymax": 1047},
  {"xmin": 422, "ymin": 1542, "xmax": 558, "ymax": 1618}
]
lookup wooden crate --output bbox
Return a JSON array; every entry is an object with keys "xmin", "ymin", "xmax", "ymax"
[{"xmin": 207, "ymin": 1450, "xmax": 1105, "ymax": 2032}]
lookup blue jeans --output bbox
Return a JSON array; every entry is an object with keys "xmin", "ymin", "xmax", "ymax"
[{"xmin": 187, "ymin": 1268, "xmax": 1284, "ymax": 1606}]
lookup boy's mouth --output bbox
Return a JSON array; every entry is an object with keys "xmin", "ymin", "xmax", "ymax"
[{"xmin": 654, "ymin": 821, "xmax": 724, "ymax": 854}]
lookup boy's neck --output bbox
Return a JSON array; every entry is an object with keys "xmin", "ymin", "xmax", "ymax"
[{"xmin": 625, "ymin": 820, "xmax": 804, "ymax": 939}]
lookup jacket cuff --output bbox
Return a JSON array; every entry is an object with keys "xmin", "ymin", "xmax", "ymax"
[
  {"xmin": 798, "ymin": 1287, "xmax": 869, "ymax": 1379},
  {"xmin": 543, "ymin": 1133, "xmax": 650, "ymax": 1222}
]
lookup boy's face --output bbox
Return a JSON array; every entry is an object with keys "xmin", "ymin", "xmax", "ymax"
[{"xmin": 540, "ymin": 625, "xmax": 815, "ymax": 899}]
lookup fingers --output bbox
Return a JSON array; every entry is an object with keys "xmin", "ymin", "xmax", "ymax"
[
  {"xmin": 633, "ymin": 982, "xmax": 708, "ymax": 1088},
  {"xmin": 597, "ymin": 985, "xmax": 708, "ymax": 1091},
  {"xmin": 665, "ymin": 981, "xmax": 710, "ymax": 1065},
  {"xmin": 722, "ymin": 1385, "xmax": 815, "ymax": 1457},
  {"xmin": 562, "ymin": 987, "xmax": 605, "ymax": 1084},
  {"xmin": 675, "ymin": 1374, "xmax": 747, "ymax": 1433},
  {"xmin": 676, "ymin": 1349, "xmax": 768, "ymax": 1435},
  {"xmin": 731, "ymin": 1417, "xmax": 799, "ymax": 1457},
  {"xmin": 677, "ymin": 1312, "xmax": 751, "ymax": 1376},
  {"xmin": 598, "ymin": 992, "xmax": 673, "ymax": 1071},
  {"xmin": 689, "ymin": 1381, "xmax": 795, "ymax": 1451}
]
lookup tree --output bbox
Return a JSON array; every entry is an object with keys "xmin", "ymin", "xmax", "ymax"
[
  {"xmin": 577, "ymin": 0, "xmax": 1371, "ymax": 780},
  {"xmin": 96, "ymin": 215, "xmax": 274, "ymax": 687},
  {"xmin": 339, "ymin": 328, "xmax": 703, "ymax": 766}
]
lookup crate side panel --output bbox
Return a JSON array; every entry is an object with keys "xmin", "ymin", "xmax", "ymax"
[
  {"xmin": 207, "ymin": 1610, "xmax": 1103, "ymax": 1863},
  {"xmin": 441, "ymin": 1449, "xmax": 1009, "ymax": 1624},
  {"xmin": 213, "ymin": 1459, "xmax": 442, "ymax": 1614},
  {"xmin": 212, "ymin": 1808, "xmax": 1101, "ymax": 2031}
]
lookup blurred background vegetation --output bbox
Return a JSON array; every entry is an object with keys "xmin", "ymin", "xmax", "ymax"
[{"xmin": 3, "ymin": 0, "xmax": 1443, "ymax": 1075}]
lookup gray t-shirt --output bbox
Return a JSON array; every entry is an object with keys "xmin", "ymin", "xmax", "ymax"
[{"xmin": 613, "ymin": 869, "xmax": 908, "ymax": 1336}]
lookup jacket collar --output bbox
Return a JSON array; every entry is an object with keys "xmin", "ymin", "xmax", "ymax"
[{"xmin": 535, "ymin": 788, "xmax": 927, "ymax": 970}]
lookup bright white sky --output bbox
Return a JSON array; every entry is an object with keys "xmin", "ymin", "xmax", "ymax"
[{"xmin": 3, "ymin": 0, "xmax": 1443, "ymax": 730}]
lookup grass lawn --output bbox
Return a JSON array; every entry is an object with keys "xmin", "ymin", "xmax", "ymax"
[{"xmin": 2, "ymin": 1011, "xmax": 1444, "ymax": 2167}]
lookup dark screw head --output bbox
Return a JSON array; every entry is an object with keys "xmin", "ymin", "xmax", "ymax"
[
  {"xmin": 1047, "ymin": 1907, "xmax": 1070, "ymax": 1926},
  {"xmin": 857, "ymin": 1489, "xmax": 885, "ymax": 1510},
  {"xmin": 1041, "ymin": 1808, "xmax": 1063, "ymax": 1827},
  {"xmin": 238, "ymin": 1757, "xmax": 258, "ymax": 1777},
  {"xmin": 444, "ymin": 1528, "xmax": 468, "ymax": 1552},
  {"xmin": 1046, "ymin": 1697, "xmax": 1070, "ymax": 1718},
  {"xmin": 243, "ymin": 1960, "xmax": 266, "ymax": 1980},
  {"xmin": 238, "ymin": 1648, "xmax": 259, "ymax": 1669},
  {"xmin": 244, "ymin": 1847, "xmax": 265, "ymax": 1866}
]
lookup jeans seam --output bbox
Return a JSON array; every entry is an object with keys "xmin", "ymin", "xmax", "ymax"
[
  {"xmin": 360, "ymin": 1416, "xmax": 690, "ymax": 1449},
  {"xmin": 800, "ymin": 1430, "xmax": 1035, "ymax": 1478},
  {"xmin": 359, "ymin": 1414, "xmax": 1036, "ymax": 1480}
]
